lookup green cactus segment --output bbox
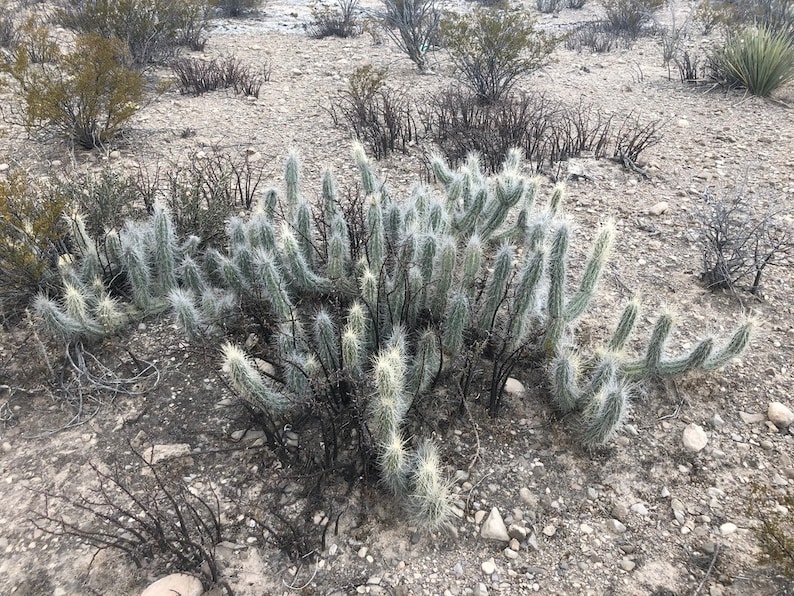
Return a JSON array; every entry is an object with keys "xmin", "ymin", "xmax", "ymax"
[
  {"xmin": 460, "ymin": 234, "xmax": 483, "ymax": 292},
  {"xmin": 508, "ymin": 249, "xmax": 544, "ymax": 349},
  {"xmin": 179, "ymin": 256, "xmax": 207, "ymax": 295},
  {"xmin": 367, "ymin": 195, "xmax": 386, "ymax": 271},
  {"xmin": 407, "ymin": 439, "xmax": 452, "ymax": 530},
  {"xmin": 550, "ymin": 349, "xmax": 580, "ymax": 415},
  {"xmin": 584, "ymin": 350, "xmax": 620, "ymax": 397},
  {"xmin": 410, "ymin": 329, "xmax": 441, "ymax": 394},
  {"xmin": 580, "ymin": 381, "xmax": 629, "ymax": 449},
  {"xmin": 341, "ymin": 328, "xmax": 363, "ymax": 375},
  {"xmin": 623, "ymin": 311, "xmax": 674, "ymax": 378},
  {"xmin": 253, "ymin": 249, "xmax": 293, "ymax": 320},
  {"xmin": 703, "ymin": 321, "xmax": 754, "ymax": 370},
  {"xmin": 33, "ymin": 294, "xmax": 90, "ymax": 340},
  {"xmin": 478, "ymin": 244, "xmax": 513, "ymax": 332},
  {"xmin": 371, "ymin": 344, "xmax": 409, "ymax": 444},
  {"xmin": 656, "ymin": 338, "xmax": 714, "ymax": 378},
  {"xmin": 430, "ymin": 152, "xmax": 455, "ymax": 187},
  {"xmin": 442, "ymin": 291, "xmax": 469, "ymax": 363},
  {"xmin": 294, "ymin": 199, "xmax": 316, "ymax": 268},
  {"xmin": 564, "ymin": 221, "xmax": 614, "ymax": 322},
  {"xmin": 379, "ymin": 430, "xmax": 411, "ymax": 496},
  {"xmin": 284, "ymin": 151, "xmax": 301, "ymax": 213},
  {"xmin": 313, "ymin": 310, "xmax": 340, "ymax": 372},
  {"xmin": 168, "ymin": 288, "xmax": 204, "ymax": 341},
  {"xmin": 607, "ymin": 298, "xmax": 640, "ymax": 352},
  {"xmin": 280, "ymin": 224, "xmax": 323, "ymax": 291},
  {"xmin": 321, "ymin": 168, "xmax": 338, "ymax": 222},
  {"xmin": 543, "ymin": 221, "xmax": 570, "ymax": 354},
  {"xmin": 95, "ymin": 295, "xmax": 126, "ymax": 333},
  {"xmin": 431, "ymin": 237, "xmax": 457, "ymax": 317},
  {"xmin": 221, "ymin": 342, "xmax": 290, "ymax": 414},
  {"xmin": 120, "ymin": 228, "xmax": 152, "ymax": 310},
  {"xmin": 354, "ymin": 143, "xmax": 378, "ymax": 196},
  {"xmin": 548, "ymin": 182, "xmax": 565, "ymax": 218}
]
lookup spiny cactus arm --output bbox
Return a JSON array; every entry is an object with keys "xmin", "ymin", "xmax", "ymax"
[
  {"xmin": 580, "ymin": 380, "xmax": 629, "ymax": 449},
  {"xmin": 563, "ymin": 221, "xmax": 615, "ymax": 322},
  {"xmin": 284, "ymin": 151, "xmax": 301, "ymax": 213},
  {"xmin": 313, "ymin": 310, "xmax": 340, "ymax": 372},
  {"xmin": 180, "ymin": 235, "xmax": 201, "ymax": 257},
  {"xmin": 367, "ymin": 194, "xmax": 386, "ymax": 271},
  {"xmin": 168, "ymin": 288, "xmax": 204, "ymax": 341},
  {"xmin": 407, "ymin": 439, "xmax": 452, "ymax": 531},
  {"xmin": 251, "ymin": 248, "xmax": 294, "ymax": 320},
  {"xmin": 548, "ymin": 183, "xmax": 565, "ymax": 218},
  {"xmin": 221, "ymin": 342, "xmax": 290, "ymax": 414},
  {"xmin": 321, "ymin": 168, "xmax": 339, "ymax": 223},
  {"xmin": 655, "ymin": 338, "xmax": 714, "ymax": 378},
  {"xmin": 549, "ymin": 349, "xmax": 581, "ymax": 415},
  {"xmin": 502, "ymin": 147, "xmax": 523, "ymax": 173},
  {"xmin": 354, "ymin": 143, "xmax": 378, "ymax": 196},
  {"xmin": 477, "ymin": 244, "xmax": 513, "ymax": 333},
  {"xmin": 280, "ymin": 224, "xmax": 326, "ymax": 291},
  {"xmin": 445, "ymin": 175, "xmax": 464, "ymax": 213},
  {"xmin": 454, "ymin": 185, "xmax": 487, "ymax": 237},
  {"xmin": 542, "ymin": 221, "xmax": 570, "ymax": 355},
  {"xmin": 430, "ymin": 237, "xmax": 457, "ymax": 318},
  {"xmin": 294, "ymin": 198, "xmax": 316, "ymax": 268},
  {"xmin": 360, "ymin": 266, "xmax": 379, "ymax": 309},
  {"xmin": 460, "ymin": 234, "xmax": 483, "ymax": 293},
  {"xmin": 378, "ymin": 430, "xmax": 411, "ymax": 496},
  {"xmin": 371, "ymin": 345, "xmax": 409, "ymax": 443},
  {"xmin": 120, "ymin": 237, "xmax": 151, "ymax": 311},
  {"xmin": 33, "ymin": 294, "xmax": 89, "ymax": 340},
  {"xmin": 233, "ymin": 244, "xmax": 256, "ymax": 284},
  {"xmin": 218, "ymin": 253, "xmax": 247, "ymax": 293},
  {"xmin": 430, "ymin": 152, "xmax": 455, "ymax": 187},
  {"xmin": 508, "ymin": 249, "xmax": 545, "ymax": 347},
  {"xmin": 95, "ymin": 295, "xmax": 126, "ymax": 333},
  {"xmin": 582, "ymin": 350, "xmax": 620, "ymax": 398},
  {"xmin": 62, "ymin": 282, "xmax": 99, "ymax": 330},
  {"xmin": 428, "ymin": 199, "xmax": 450, "ymax": 234},
  {"xmin": 179, "ymin": 255, "xmax": 207, "ymax": 295},
  {"xmin": 227, "ymin": 216, "xmax": 247, "ymax": 249},
  {"xmin": 260, "ymin": 188, "xmax": 279, "ymax": 218},
  {"xmin": 64, "ymin": 210, "xmax": 97, "ymax": 258},
  {"xmin": 607, "ymin": 298, "xmax": 640, "ymax": 352},
  {"xmin": 622, "ymin": 311, "xmax": 673, "ymax": 379},
  {"xmin": 247, "ymin": 214, "xmax": 277, "ymax": 253},
  {"xmin": 409, "ymin": 329, "xmax": 441, "ymax": 395},
  {"xmin": 702, "ymin": 321, "xmax": 754, "ymax": 371},
  {"xmin": 341, "ymin": 327, "xmax": 363, "ymax": 376},
  {"xmin": 442, "ymin": 291, "xmax": 470, "ymax": 364}
]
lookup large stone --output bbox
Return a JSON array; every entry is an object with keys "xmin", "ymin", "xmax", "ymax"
[
  {"xmin": 649, "ymin": 201, "xmax": 670, "ymax": 216},
  {"xmin": 481, "ymin": 507, "xmax": 509, "ymax": 542},
  {"xmin": 682, "ymin": 424, "xmax": 708, "ymax": 452},
  {"xmin": 768, "ymin": 402, "xmax": 794, "ymax": 428},
  {"xmin": 503, "ymin": 377, "xmax": 526, "ymax": 398},
  {"xmin": 140, "ymin": 573, "xmax": 203, "ymax": 596},
  {"xmin": 143, "ymin": 443, "xmax": 192, "ymax": 465}
]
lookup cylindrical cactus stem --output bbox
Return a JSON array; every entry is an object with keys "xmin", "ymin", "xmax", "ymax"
[
  {"xmin": 33, "ymin": 295, "xmax": 85, "ymax": 340},
  {"xmin": 442, "ymin": 291, "xmax": 469, "ymax": 364},
  {"xmin": 121, "ymin": 233, "xmax": 151, "ymax": 310},
  {"xmin": 353, "ymin": 142, "xmax": 378, "ymax": 195},
  {"xmin": 444, "ymin": 175, "xmax": 464, "ymax": 212},
  {"xmin": 384, "ymin": 203, "xmax": 402, "ymax": 245},
  {"xmin": 341, "ymin": 327, "xmax": 363, "ymax": 376},
  {"xmin": 410, "ymin": 185, "xmax": 430, "ymax": 218},
  {"xmin": 367, "ymin": 194, "xmax": 386, "ymax": 271},
  {"xmin": 95, "ymin": 295, "xmax": 126, "ymax": 333},
  {"xmin": 218, "ymin": 253, "xmax": 246, "ymax": 293},
  {"xmin": 168, "ymin": 288, "xmax": 204, "ymax": 341},
  {"xmin": 702, "ymin": 321, "xmax": 754, "ymax": 371},
  {"xmin": 280, "ymin": 224, "xmax": 323, "ymax": 291},
  {"xmin": 428, "ymin": 198, "xmax": 449, "ymax": 234},
  {"xmin": 548, "ymin": 182, "xmax": 565, "ymax": 218},
  {"xmin": 580, "ymin": 380, "xmax": 629, "ymax": 449},
  {"xmin": 327, "ymin": 231, "xmax": 349, "ymax": 280},
  {"xmin": 508, "ymin": 249, "xmax": 545, "ymax": 347},
  {"xmin": 386, "ymin": 274, "xmax": 406, "ymax": 331},
  {"xmin": 549, "ymin": 349, "xmax": 581, "ymax": 414},
  {"xmin": 607, "ymin": 298, "xmax": 640, "ymax": 352},
  {"xmin": 359, "ymin": 266, "xmax": 379, "ymax": 308},
  {"xmin": 409, "ymin": 329, "xmax": 440, "ymax": 394},
  {"xmin": 477, "ymin": 244, "xmax": 513, "ymax": 333},
  {"xmin": 655, "ymin": 338, "xmax": 714, "ymax": 378},
  {"xmin": 65, "ymin": 210, "xmax": 95, "ymax": 258},
  {"xmin": 370, "ymin": 344, "xmax": 409, "ymax": 443},
  {"xmin": 180, "ymin": 235, "xmax": 200, "ymax": 258},
  {"xmin": 253, "ymin": 248, "xmax": 293, "ymax": 320},
  {"xmin": 378, "ymin": 430, "xmax": 411, "ymax": 496},
  {"xmin": 321, "ymin": 168, "xmax": 338, "ymax": 223},
  {"xmin": 247, "ymin": 214, "xmax": 277, "ymax": 253},
  {"xmin": 284, "ymin": 151, "xmax": 301, "ymax": 214},
  {"xmin": 63, "ymin": 282, "xmax": 100, "ymax": 332},
  {"xmin": 179, "ymin": 255, "xmax": 207, "ymax": 295},
  {"xmin": 153, "ymin": 202, "xmax": 177, "ymax": 295},
  {"xmin": 227, "ymin": 216, "xmax": 247, "ymax": 249},
  {"xmin": 430, "ymin": 152, "xmax": 455, "ymax": 187},
  {"xmin": 104, "ymin": 228, "xmax": 122, "ymax": 264},
  {"xmin": 233, "ymin": 244, "xmax": 256, "ymax": 285},
  {"xmin": 313, "ymin": 309, "xmax": 340, "ymax": 372},
  {"xmin": 454, "ymin": 185, "xmax": 487, "ymax": 237},
  {"xmin": 460, "ymin": 234, "xmax": 483, "ymax": 292},
  {"xmin": 583, "ymin": 349, "xmax": 620, "ymax": 398},
  {"xmin": 542, "ymin": 221, "xmax": 570, "ymax": 355},
  {"xmin": 430, "ymin": 237, "xmax": 457, "ymax": 318},
  {"xmin": 564, "ymin": 220, "xmax": 615, "ymax": 322},
  {"xmin": 346, "ymin": 301, "xmax": 369, "ymax": 342},
  {"xmin": 260, "ymin": 188, "xmax": 279, "ymax": 218},
  {"xmin": 221, "ymin": 342, "xmax": 290, "ymax": 414},
  {"xmin": 502, "ymin": 147, "xmax": 523, "ymax": 173},
  {"xmin": 478, "ymin": 195, "xmax": 511, "ymax": 241},
  {"xmin": 407, "ymin": 439, "xmax": 452, "ymax": 531},
  {"xmin": 418, "ymin": 234, "xmax": 437, "ymax": 306},
  {"xmin": 624, "ymin": 310, "xmax": 674, "ymax": 378},
  {"xmin": 201, "ymin": 289, "xmax": 235, "ymax": 323},
  {"xmin": 294, "ymin": 198, "xmax": 315, "ymax": 268}
]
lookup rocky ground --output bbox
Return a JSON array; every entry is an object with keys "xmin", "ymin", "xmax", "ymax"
[{"xmin": 1, "ymin": 0, "xmax": 793, "ymax": 595}]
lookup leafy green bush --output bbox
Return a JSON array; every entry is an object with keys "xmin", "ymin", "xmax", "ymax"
[
  {"xmin": 0, "ymin": 171, "xmax": 68, "ymax": 322},
  {"xmin": 708, "ymin": 25, "xmax": 794, "ymax": 96},
  {"xmin": 1, "ymin": 34, "xmax": 144, "ymax": 149},
  {"xmin": 600, "ymin": 0, "xmax": 665, "ymax": 38},
  {"xmin": 441, "ymin": 7, "xmax": 556, "ymax": 104},
  {"xmin": 58, "ymin": 0, "xmax": 212, "ymax": 67}
]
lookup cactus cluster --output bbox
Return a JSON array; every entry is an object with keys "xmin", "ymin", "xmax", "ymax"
[{"xmin": 35, "ymin": 144, "xmax": 753, "ymax": 530}]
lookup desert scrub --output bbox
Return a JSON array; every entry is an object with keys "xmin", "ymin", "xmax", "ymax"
[
  {"xmin": 708, "ymin": 25, "xmax": 794, "ymax": 96},
  {"xmin": 375, "ymin": 0, "xmax": 441, "ymax": 71},
  {"xmin": 441, "ymin": 7, "xmax": 556, "ymax": 104},
  {"xmin": 1, "ymin": 33, "xmax": 144, "ymax": 149},
  {"xmin": 600, "ymin": 0, "xmax": 665, "ymax": 38},
  {"xmin": 0, "ymin": 171, "xmax": 69, "ymax": 322},
  {"xmin": 213, "ymin": 0, "xmax": 262, "ymax": 17},
  {"xmin": 35, "ymin": 147, "xmax": 753, "ymax": 530}
]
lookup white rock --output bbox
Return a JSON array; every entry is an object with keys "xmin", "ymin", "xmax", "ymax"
[
  {"xmin": 649, "ymin": 201, "xmax": 670, "ymax": 216},
  {"xmin": 607, "ymin": 519, "xmax": 627, "ymax": 534},
  {"xmin": 682, "ymin": 423, "xmax": 708, "ymax": 452},
  {"xmin": 140, "ymin": 573, "xmax": 203, "ymax": 596},
  {"xmin": 542, "ymin": 524, "xmax": 556, "ymax": 537},
  {"xmin": 481, "ymin": 507, "xmax": 510, "ymax": 542},
  {"xmin": 481, "ymin": 557, "xmax": 497, "ymax": 575},
  {"xmin": 676, "ymin": 118, "xmax": 690, "ymax": 128},
  {"xmin": 720, "ymin": 522, "xmax": 738, "ymax": 536},
  {"xmin": 630, "ymin": 503, "xmax": 649, "ymax": 516},
  {"xmin": 768, "ymin": 402, "xmax": 794, "ymax": 428},
  {"xmin": 473, "ymin": 582, "xmax": 489, "ymax": 596},
  {"xmin": 503, "ymin": 377, "xmax": 526, "ymax": 398},
  {"xmin": 143, "ymin": 443, "xmax": 192, "ymax": 465},
  {"xmin": 619, "ymin": 558, "xmax": 636, "ymax": 572}
]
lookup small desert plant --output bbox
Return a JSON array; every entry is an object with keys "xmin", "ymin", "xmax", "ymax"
[
  {"xmin": 601, "ymin": 0, "xmax": 665, "ymax": 38},
  {"xmin": 171, "ymin": 55, "xmax": 269, "ymax": 97},
  {"xmin": 57, "ymin": 0, "xmax": 212, "ymax": 67},
  {"xmin": 565, "ymin": 21, "xmax": 620, "ymax": 52},
  {"xmin": 0, "ymin": 12, "xmax": 17, "ymax": 49},
  {"xmin": 708, "ymin": 25, "xmax": 794, "ymax": 96},
  {"xmin": 0, "ymin": 171, "xmax": 68, "ymax": 322},
  {"xmin": 676, "ymin": 50, "xmax": 704, "ymax": 82},
  {"xmin": 750, "ymin": 483, "xmax": 794, "ymax": 580},
  {"xmin": 376, "ymin": 0, "xmax": 441, "ymax": 71},
  {"xmin": 12, "ymin": 15, "xmax": 59, "ymax": 64},
  {"xmin": 537, "ymin": 0, "xmax": 562, "ymax": 13},
  {"xmin": 1, "ymin": 34, "xmax": 144, "ymax": 149},
  {"xmin": 696, "ymin": 185, "xmax": 793, "ymax": 297},
  {"xmin": 692, "ymin": 0, "xmax": 732, "ymax": 35},
  {"xmin": 329, "ymin": 65, "xmax": 418, "ymax": 158},
  {"xmin": 213, "ymin": 0, "xmax": 261, "ymax": 17},
  {"xmin": 306, "ymin": 0, "xmax": 362, "ymax": 38},
  {"xmin": 441, "ymin": 7, "xmax": 557, "ymax": 104},
  {"xmin": 658, "ymin": 2, "xmax": 691, "ymax": 72}
]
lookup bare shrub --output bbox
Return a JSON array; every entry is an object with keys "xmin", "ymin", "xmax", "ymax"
[
  {"xmin": 329, "ymin": 65, "xmax": 417, "ymax": 159},
  {"xmin": 0, "ymin": 12, "xmax": 17, "ymax": 49},
  {"xmin": 601, "ymin": 0, "xmax": 665, "ymax": 38},
  {"xmin": 306, "ymin": 0, "xmax": 362, "ymax": 38},
  {"xmin": 565, "ymin": 21, "xmax": 620, "ymax": 52},
  {"xmin": 375, "ymin": 0, "xmax": 441, "ymax": 71},
  {"xmin": 696, "ymin": 185, "xmax": 793, "ymax": 297},
  {"xmin": 536, "ymin": 0, "xmax": 562, "ymax": 13},
  {"xmin": 676, "ymin": 50, "xmax": 704, "ymax": 82},
  {"xmin": 213, "ymin": 0, "xmax": 261, "ymax": 17},
  {"xmin": 172, "ymin": 55, "xmax": 269, "ymax": 97}
]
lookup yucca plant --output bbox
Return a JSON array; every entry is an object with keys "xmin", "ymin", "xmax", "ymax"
[{"xmin": 709, "ymin": 25, "xmax": 794, "ymax": 96}]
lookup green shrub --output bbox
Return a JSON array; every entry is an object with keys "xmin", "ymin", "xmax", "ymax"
[
  {"xmin": 13, "ymin": 15, "xmax": 59, "ymax": 64},
  {"xmin": 0, "ymin": 171, "xmax": 68, "ymax": 322},
  {"xmin": 708, "ymin": 25, "xmax": 794, "ymax": 96},
  {"xmin": 441, "ymin": 7, "xmax": 556, "ymax": 104},
  {"xmin": 58, "ymin": 0, "xmax": 212, "ymax": 67},
  {"xmin": 1, "ymin": 34, "xmax": 144, "ymax": 149},
  {"xmin": 600, "ymin": 0, "xmax": 665, "ymax": 38}
]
